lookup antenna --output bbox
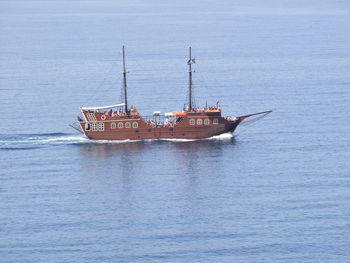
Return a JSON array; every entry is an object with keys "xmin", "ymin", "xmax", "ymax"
[{"xmin": 122, "ymin": 45, "xmax": 128, "ymax": 113}]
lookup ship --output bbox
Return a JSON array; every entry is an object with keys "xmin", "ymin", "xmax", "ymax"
[{"xmin": 75, "ymin": 46, "xmax": 271, "ymax": 141}]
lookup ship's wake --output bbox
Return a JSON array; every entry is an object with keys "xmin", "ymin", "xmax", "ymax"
[
  {"xmin": 0, "ymin": 133, "xmax": 89, "ymax": 150},
  {"xmin": 0, "ymin": 132, "xmax": 234, "ymax": 150}
]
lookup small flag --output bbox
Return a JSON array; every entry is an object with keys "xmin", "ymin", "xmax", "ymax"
[{"xmin": 187, "ymin": 58, "xmax": 196, "ymax": 65}]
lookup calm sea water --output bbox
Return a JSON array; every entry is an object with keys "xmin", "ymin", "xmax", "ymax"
[{"xmin": 1, "ymin": 0, "xmax": 350, "ymax": 262}]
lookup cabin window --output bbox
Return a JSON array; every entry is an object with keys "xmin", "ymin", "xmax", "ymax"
[
  {"xmin": 197, "ymin": 119, "xmax": 203, "ymax": 125},
  {"xmin": 125, "ymin": 122, "xmax": 131, "ymax": 128},
  {"xmin": 85, "ymin": 123, "xmax": 91, "ymax": 131},
  {"xmin": 189, "ymin": 119, "xmax": 195, "ymax": 125},
  {"xmin": 98, "ymin": 122, "xmax": 104, "ymax": 131},
  {"xmin": 118, "ymin": 122, "xmax": 123, "ymax": 128},
  {"xmin": 111, "ymin": 122, "xmax": 116, "ymax": 129},
  {"xmin": 204, "ymin": 118, "xmax": 210, "ymax": 125},
  {"xmin": 92, "ymin": 123, "xmax": 98, "ymax": 131},
  {"xmin": 213, "ymin": 118, "xmax": 219, "ymax": 125},
  {"xmin": 132, "ymin": 122, "xmax": 138, "ymax": 128},
  {"xmin": 87, "ymin": 113, "xmax": 97, "ymax": 122}
]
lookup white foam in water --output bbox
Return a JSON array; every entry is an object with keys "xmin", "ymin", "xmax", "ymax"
[
  {"xmin": 46, "ymin": 133, "xmax": 234, "ymax": 144},
  {"xmin": 53, "ymin": 133, "xmax": 234, "ymax": 144},
  {"xmin": 160, "ymin": 132, "xmax": 234, "ymax": 142},
  {"xmin": 207, "ymin": 132, "xmax": 234, "ymax": 140},
  {"xmin": 38, "ymin": 135, "xmax": 138, "ymax": 145},
  {"xmin": 0, "ymin": 132, "xmax": 235, "ymax": 148},
  {"xmin": 158, "ymin": 138, "xmax": 197, "ymax": 142},
  {"xmin": 0, "ymin": 134, "xmax": 90, "ymax": 147},
  {"xmin": 38, "ymin": 135, "xmax": 90, "ymax": 144}
]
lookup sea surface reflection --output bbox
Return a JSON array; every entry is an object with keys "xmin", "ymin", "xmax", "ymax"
[
  {"xmin": 72, "ymin": 138, "xmax": 241, "ymax": 255},
  {"xmin": 74, "ymin": 137, "xmax": 238, "ymax": 213},
  {"xmin": 76, "ymin": 137, "xmax": 237, "ymax": 176}
]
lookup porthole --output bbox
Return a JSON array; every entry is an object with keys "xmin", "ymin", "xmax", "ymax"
[
  {"xmin": 132, "ymin": 122, "xmax": 138, "ymax": 128},
  {"xmin": 125, "ymin": 122, "xmax": 131, "ymax": 128},
  {"xmin": 111, "ymin": 122, "xmax": 116, "ymax": 129},
  {"xmin": 204, "ymin": 118, "xmax": 210, "ymax": 125},
  {"xmin": 118, "ymin": 122, "xmax": 123, "ymax": 128},
  {"xmin": 197, "ymin": 119, "xmax": 202, "ymax": 125},
  {"xmin": 213, "ymin": 118, "xmax": 219, "ymax": 124},
  {"xmin": 189, "ymin": 119, "xmax": 195, "ymax": 125}
]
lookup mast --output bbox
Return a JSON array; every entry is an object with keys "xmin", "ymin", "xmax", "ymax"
[
  {"xmin": 122, "ymin": 45, "xmax": 128, "ymax": 113},
  {"xmin": 187, "ymin": 47, "xmax": 195, "ymax": 111}
]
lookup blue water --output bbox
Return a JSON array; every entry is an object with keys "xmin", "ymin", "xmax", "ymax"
[{"xmin": 1, "ymin": 0, "xmax": 350, "ymax": 262}]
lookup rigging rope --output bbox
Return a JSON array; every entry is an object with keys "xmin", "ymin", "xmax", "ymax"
[
  {"xmin": 84, "ymin": 52, "xmax": 122, "ymax": 105},
  {"xmin": 235, "ymin": 110, "xmax": 273, "ymax": 137}
]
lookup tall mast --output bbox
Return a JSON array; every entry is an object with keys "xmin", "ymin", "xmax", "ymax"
[
  {"xmin": 122, "ymin": 45, "xmax": 128, "ymax": 113},
  {"xmin": 187, "ymin": 47, "xmax": 195, "ymax": 111}
]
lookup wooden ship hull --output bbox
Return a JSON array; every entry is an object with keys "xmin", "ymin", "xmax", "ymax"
[
  {"xmin": 75, "ymin": 47, "xmax": 271, "ymax": 141},
  {"xmin": 78, "ymin": 110, "xmax": 243, "ymax": 141}
]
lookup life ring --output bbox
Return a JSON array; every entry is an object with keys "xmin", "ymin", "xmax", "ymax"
[{"xmin": 101, "ymin": 115, "xmax": 106, "ymax": 120}]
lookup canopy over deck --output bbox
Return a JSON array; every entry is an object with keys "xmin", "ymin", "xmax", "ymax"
[{"xmin": 80, "ymin": 103, "xmax": 125, "ymax": 111}]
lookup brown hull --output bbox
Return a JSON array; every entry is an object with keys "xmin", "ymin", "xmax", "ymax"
[{"xmin": 79, "ymin": 111, "xmax": 241, "ymax": 141}]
